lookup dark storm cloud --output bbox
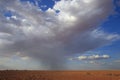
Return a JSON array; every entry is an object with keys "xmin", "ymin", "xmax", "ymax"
[{"xmin": 0, "ymin": 0, "xmax": 119, "ymax": 70}]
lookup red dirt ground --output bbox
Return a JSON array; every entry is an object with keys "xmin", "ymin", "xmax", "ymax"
[{"xmin": 0, "ymin": 70, "xmax": 120, "ymax": 80}]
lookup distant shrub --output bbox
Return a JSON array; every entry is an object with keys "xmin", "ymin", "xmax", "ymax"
[
  {"xmin": 114, "ymin": 74, "xmax": 120, "ymax": 76},
  {"xmin": 86, "ymin": 72, "xmax": 91, "ymax": 75},
  {"xmin": 106, "ymin": 73, "xmax": 112, "ymax": 76}
]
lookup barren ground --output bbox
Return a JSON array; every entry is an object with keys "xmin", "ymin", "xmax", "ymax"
[{"xmin": 0, "ymin": 70, "xmax": 120, "ymax": 80}]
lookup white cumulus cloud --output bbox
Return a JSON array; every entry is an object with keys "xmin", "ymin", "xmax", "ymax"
[
  {"xmin": 0, "ymin": 0, "xmax": 119, "ymax": 70},
  {"xmin": 71, "ymin": 54, "xmax": 110, "ymax": 60}
]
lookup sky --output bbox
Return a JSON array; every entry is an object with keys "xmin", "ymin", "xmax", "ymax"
[{"xmin": 0, "ymin": 0, "xmax": 120, "ymax": 70}]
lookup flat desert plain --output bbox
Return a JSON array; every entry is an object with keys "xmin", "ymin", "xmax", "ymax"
[{"xmin": 0, "ymin": 70, "xmax": 120, "ymax": 80}]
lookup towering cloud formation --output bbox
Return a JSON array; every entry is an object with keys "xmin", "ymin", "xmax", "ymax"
[{"xmin": 0, "ymin": 0, "xmax": 119, "ymax": 69}]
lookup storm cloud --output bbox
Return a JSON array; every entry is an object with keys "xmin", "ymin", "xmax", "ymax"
[{"xmin": 0, "ymin": 0, "xmax": 119, "ymax": 70}]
